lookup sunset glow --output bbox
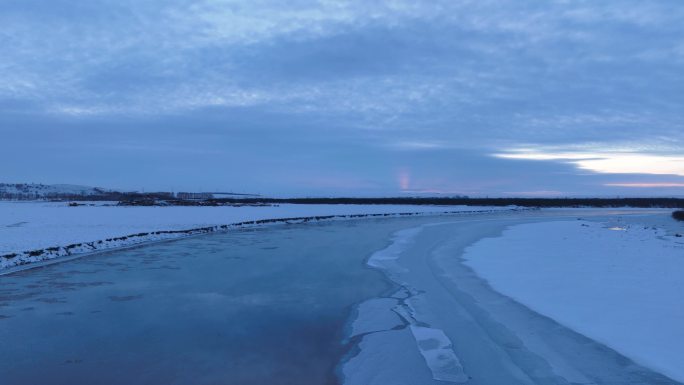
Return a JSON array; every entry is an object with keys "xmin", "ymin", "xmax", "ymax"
[
  {"xmin": 604, "ymin": 183, "xmax": 684, "ymax": 188},
  {"xmin": 495, "ymin": 150, "xmax": 684, "ymax": 177},
  {"xmin": 398, "ymin": 170, "xmax": 411, "ymax": 191}
]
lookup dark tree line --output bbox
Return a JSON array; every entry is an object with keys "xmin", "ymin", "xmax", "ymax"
[
  {"xmin": 4, "ymin": 189, "xmax": 684, "ymax": 209},
  {"xmin": 209, "ymin": 197, "xmax": 684, "ymax": 208}
]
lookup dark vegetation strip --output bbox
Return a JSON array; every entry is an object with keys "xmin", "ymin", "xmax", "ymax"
[
  {"xmin": 114, "ymin": 197, "xmax": 684, "ymax": 208},
  {"xmin": 5, "ymin": 189, "xmax": 684, "ymax": 208},
  {"xmin": 208, "ymin": 197, "xmax": 684, "ymax": 208}
]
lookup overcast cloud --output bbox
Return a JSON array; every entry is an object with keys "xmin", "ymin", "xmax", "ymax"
[{"xmin": 2, "ymin": 0, "xmax": 683, "ymax": 196}]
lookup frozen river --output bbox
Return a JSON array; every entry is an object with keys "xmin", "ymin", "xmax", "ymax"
[
  {"xmin": 0, "ymin": 210, "xmax": 681, "ymax": 384},
  {"xmin": 0, "ymin": 216, "xmax": 446, "ymax": 385}
]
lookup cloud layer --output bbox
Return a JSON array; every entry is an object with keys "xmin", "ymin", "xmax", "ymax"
[{"xmin": 2, "ymin": 0, "xmax": 684, "ymax": 195}]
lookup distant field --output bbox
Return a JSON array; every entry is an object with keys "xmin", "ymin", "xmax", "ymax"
[{"xmin": 0, "ymin": 202, "xmax": 511, "ymax": 270}]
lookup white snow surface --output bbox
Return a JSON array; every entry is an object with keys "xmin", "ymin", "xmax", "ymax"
[
  {"xmin": 0, "ymin": 201, "xmax": 508, "ymax": 270},
  {"xmin": 463, "ymin": 220, "xmax": 684, "ymax": 382},
  {"xmin": 410, "ymin": 325, "xmax": 468, "ymax": 383},
  {"xmin": 0, "ymin": 183, "xmax": 106, "ymax": 197},
  {"xmin": 366, "ymin": 227, "xmax": 421, "ymax": 273}
]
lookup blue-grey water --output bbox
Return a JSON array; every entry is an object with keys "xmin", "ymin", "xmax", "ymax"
[{"xmin": 0, "ymin": 219, "xmax": 429, "ymax": 385}]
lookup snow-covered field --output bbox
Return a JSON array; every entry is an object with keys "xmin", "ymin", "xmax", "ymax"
[
  {"xmin": 0, "ymin": 183, "xmax": 104, "ymax": 195},
  {"xmin": 463, "ymin": 220, "xmax": 684, "ymax": 382},
  {"xmin": 342, "ymin": 210, "xmax": 683, "ymax": 384},
  {"xmin": 0, "ymin": 201, "xmax": 511, "ymax": 270}
]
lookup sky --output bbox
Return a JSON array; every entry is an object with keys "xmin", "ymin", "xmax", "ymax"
[{"xmin": 2, "ymin": 0, "xmax": 684, "ymax": 197}]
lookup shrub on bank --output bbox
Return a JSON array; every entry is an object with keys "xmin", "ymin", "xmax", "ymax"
[{"xmin": 673, "ymin": 210, "xmax": 684, "ymax": 221}]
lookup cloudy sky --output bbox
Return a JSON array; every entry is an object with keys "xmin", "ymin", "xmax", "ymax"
[{"xmin": 2, "ymin": 0, "xmax": 684, "ymax": 196}]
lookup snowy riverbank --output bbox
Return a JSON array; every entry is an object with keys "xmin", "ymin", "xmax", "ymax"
[
  {"xmin": 463, "ymin": 219, "xmax": 684, "ymax": 382},
  {"xmin": 342, "ymin": 209, "xmax": 682, "ymax": 384},
  {"xmin": 0, "ymin": 202, "xmax": 514, "ymax": 271}
]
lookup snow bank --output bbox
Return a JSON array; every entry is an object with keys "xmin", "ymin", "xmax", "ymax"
[
  {"xmin": 463, "ymin": 220, "xmax": 684, "ymax": 382},
  {"xmin": 0, "ymin": 202, "xmax": 512, "ymax": 271}
]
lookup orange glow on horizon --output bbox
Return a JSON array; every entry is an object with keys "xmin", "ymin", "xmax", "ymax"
[
  {"xmin": 604, "ymin": 183, "xmax": 684, "ymax": 188},
  {"xmin": 398, "ymin": 170, "xmax": 410, "ymax": 190},
  {"xmin": 494, "ymin": 150, "xmax": 684, "ymax": 176}
]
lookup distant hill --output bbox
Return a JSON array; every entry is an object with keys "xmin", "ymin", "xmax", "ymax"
[{"xmin": 0, "ymin": 183, "xmax": 111, "ymax": 200}]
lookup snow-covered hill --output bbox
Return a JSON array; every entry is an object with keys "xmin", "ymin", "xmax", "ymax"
[{"xmin": 0, "ymin": 183, "xmax": 109, "ymax": 200}]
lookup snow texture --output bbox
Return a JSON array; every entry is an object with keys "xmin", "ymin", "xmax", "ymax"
[
  {"xmin": 463, "ymin": 220, "xmax": 684, "ymax": 383},
  {"xmin": 366, "ymin": 227, "xmax": 421, "ymax": 273},
  {"xmin": 0, "ymin": 183, "xmax": 107, "ymax": 198},
  {"xmin": 410, "ymin": 325, "xmax": 469, "ymax": 383}
]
